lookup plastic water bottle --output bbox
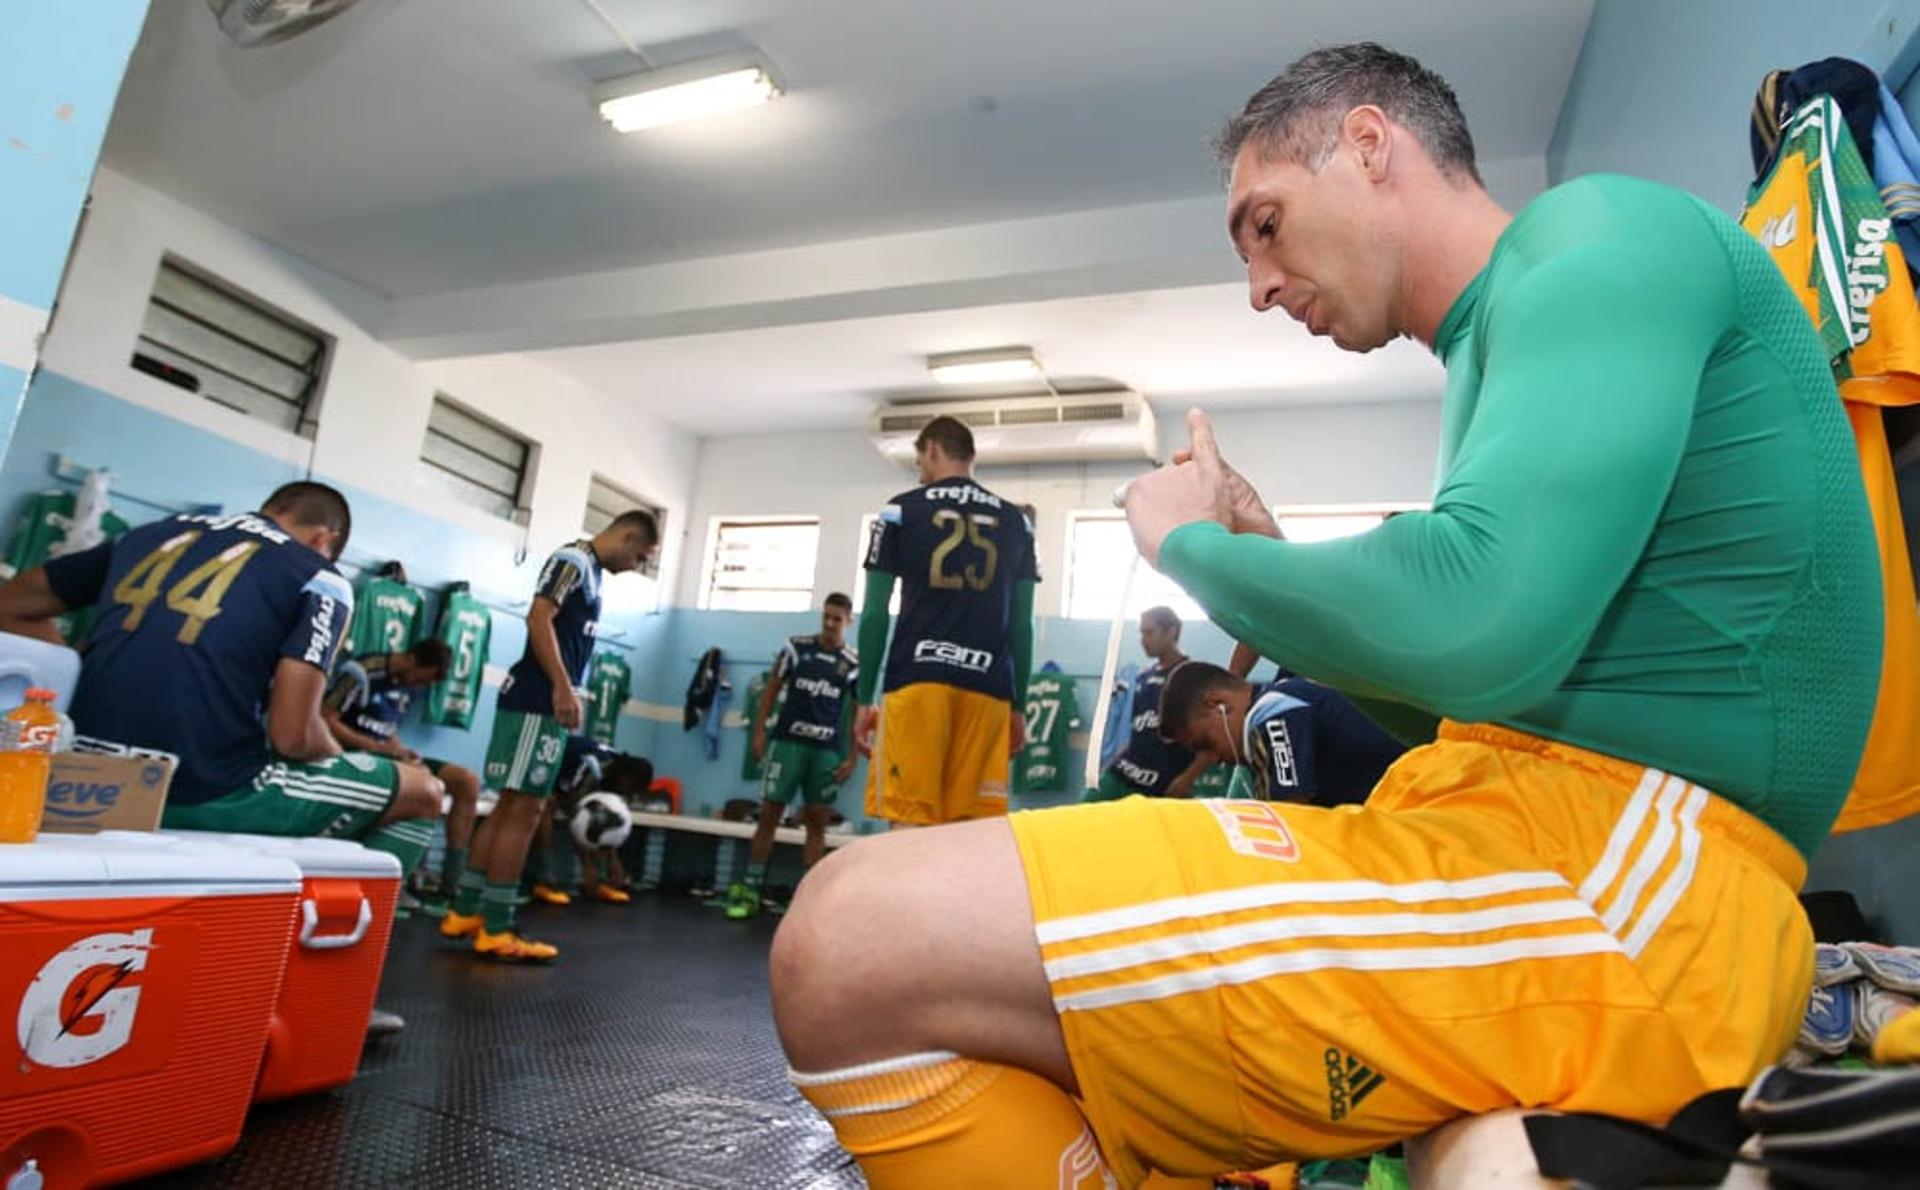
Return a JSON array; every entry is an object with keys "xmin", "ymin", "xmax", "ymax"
[{"xmin": 0, "ymin": 690, "xmax": 60, "ymax": 843}]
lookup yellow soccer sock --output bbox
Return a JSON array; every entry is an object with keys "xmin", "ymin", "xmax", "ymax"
[{"xmin": 791, "ymin": 1051, "xmax": 1118, "ymax": 1189}]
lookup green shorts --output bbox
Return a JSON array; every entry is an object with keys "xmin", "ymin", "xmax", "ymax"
[
  {"xmin": 484, "ymin": 708, "xmax": 568, "ymax": 796},
  {"xmin": 161, "ymin": 752, "xmax": 401, "ymax": 838},
  {"xmin": 762, "ymin": 739, "xmax": 846, "ymax": 807}
]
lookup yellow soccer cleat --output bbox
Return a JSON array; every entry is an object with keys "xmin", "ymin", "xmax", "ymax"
[
  {"xmin": 473, "ymin": 928, "xmax": 559, "ymax": 963},
  {"xmin": 589, "ymin": 885, "xmax": 631, "ymax": 904},
  {"xmin": 439, "ymin": 910, "xmax": 483, "ymax": 939},
  {"xmin": 530, "ymin": 883, "xmax": 572, "ymax": 906}
]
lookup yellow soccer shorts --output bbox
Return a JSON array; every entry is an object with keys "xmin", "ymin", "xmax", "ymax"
[
  {"xmin": 865, "ymin": 682, "xmax": 1011, "ymax": 825},
  {"xmin": 1009, "ymin": 721, "xmax": 1812, "ymax": 1186}
]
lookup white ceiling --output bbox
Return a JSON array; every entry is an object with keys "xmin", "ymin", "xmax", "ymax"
[
  {"xmin": 529, "ymin": 281, "xmax": 1445, "ymax": 436},
  {"xmin": 101, "ymin": 0, "xmax": 1595, "ymax": 436}
]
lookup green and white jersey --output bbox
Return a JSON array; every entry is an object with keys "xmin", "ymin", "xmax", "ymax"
[
  {"xmin": 4, "ymin": 491, "xmax": 131, "ymax": 646},
  {"xmin": 349, "ymin": 575, "xmax": 426, "ymax": 657},
  {"xmin": 5, "ymin": 491, "xmax": 131, "ymax": 577},
  {"xmin": 425, "ymin": 589, "xmax": 492, "ymax": 730},
  {"xmin": 584, "ymin": 651, "xmax": 633, "ymax": 745},
  {"xmin": 1015, "ymin": 670, "xmax": 1081, "ymax": 794}
]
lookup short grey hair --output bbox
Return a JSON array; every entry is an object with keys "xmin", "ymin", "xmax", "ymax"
[{"xmin": 1215, "ymin": 42, "xmax": 1480, "ymax": 185}]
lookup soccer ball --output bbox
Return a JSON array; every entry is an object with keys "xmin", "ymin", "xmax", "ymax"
[{"xmin": 571, "ymin": 792, "xmax": 633, "ymax": 851}]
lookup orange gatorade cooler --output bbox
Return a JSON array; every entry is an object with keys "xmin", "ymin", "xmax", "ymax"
[
  {"xmin": 159, "ymin": 831, "xmax": 401, "ymax": 1102},
  {"xmin": 0, "ymin": 836, "xmax": 300, "ymax": 1187}
]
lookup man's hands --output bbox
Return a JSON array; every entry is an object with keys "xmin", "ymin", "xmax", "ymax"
[
  {"xmin": 1123, "ymin": 409, "xmax": 1279, "ymax": 565},
  {"xmin": 854, "ymin": 705, "xmax": 879, "ymax": 758},
  {"xmin": 552, "ymin": 685, "xmax": 584, "ymax": 732},
  {"xmin": 1009, "ymin": 707, "xmax": 1027, "ymax": 757},
  {"xmin": 832, "ymin": 754, "xmax": 856, "ymax": 784},
  {"xmin": 752, "ymin": 725, "xmax": 768, "ymax": 764},
  {"xmin": 1166, "ymin": 771, "xmax": 1199, "ymax": 799}
]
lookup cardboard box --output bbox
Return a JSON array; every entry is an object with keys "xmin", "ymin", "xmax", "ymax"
[{"xmin": 36, "ymin": 751, "xmax": 176, "ymax": 833}]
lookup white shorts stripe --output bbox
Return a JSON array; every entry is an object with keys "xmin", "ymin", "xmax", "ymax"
[
  {"xmin": 1622, "ymin": 784, "xmax": 1708, "ymax": 958},
  {"xmin": 278, "ymin": 786, "xmax": 386, "ymax": 810},
  {"xmin": 1575, "ymin": 767, "xmax": 1666, "ymax": 904},
  {"xmin": 276, "ymin": 768, "xmax": 390, "ymax": 794},
  {"xmin": 1034, "ymin": 871, "xmax": 1572, "ymax": 947},
  {"xmin": 274, "ymin": 772, "xmax": 391, "ymax": 804},
  {"xmin": 512, "ymin": 714, "xmax": 539, "ymax": 788},
  {"xmin": 1053, "ymin": 931, "xmax": 1625, "ymax": 1013},
  {"xmin": 1043, "ymin": 899, "xmax": 1602, "ymax": 983},
  {"xmin": 1599, "ymin": 776, "xmax": 1686, "ymax": 935},
  {"xmin": 788, "ymin": 1050, "xmax": 959, "ymax": 1086}
]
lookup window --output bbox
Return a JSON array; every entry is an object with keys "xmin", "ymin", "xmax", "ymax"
[
  {"xmin": 1271, "ymin": 503, "xmax": 1426, "ymax": 542},
  {"xmin": 584, "ymin": 475, "xmax": 665, "ymax": 579},
  {"xmin": 701, "ymin": 518, "xmax": 820, "ymax": 612},
  {"xmin": 1062, "ymin": 505, "xmax": 1423, "ymax": 622},
  {"xmin": 418, "ymin": 396, "xmax": 533, "ymax": 520},
  {"xmin": 853, "ymin": 513, "xmax": 902, "ymax": 615},
  {"xmin": 131, "ymin": 258, "xmax": 330, "ymax": 435},
  {"xmin": 1063, "ymin": 512, "xmax": 1207, "ymax": 622}
]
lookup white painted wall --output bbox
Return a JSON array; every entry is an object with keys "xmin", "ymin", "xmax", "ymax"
[
  {"xmin": 675, "ymin": 398, "xmax": 1443, "ymax": 616},
  {"xmin": 37, "ymin": 167, "xmax": 697, "ymax": 604}
]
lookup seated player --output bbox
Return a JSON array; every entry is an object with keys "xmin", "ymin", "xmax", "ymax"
[
  {"xmin": 1085, "ymin": 607, "xmax": 1215, "ymax": 801},
  {"xmin": 768, "ymin": 44, "xmax": 1880, "ymax": 1187},
  {"xmin": 321, "ymin": 637, "xmax": 484, "ymax": 910},
  {"xmin": 1158, "ymin": 660, "xmax": 1406, "ymax": 806},
  {"xmin": 0, "ymin": 482, "xmax": 445, "ymax": 859},
  {"xmin": 731, "ymin": 592, "xmax": 859, "ymax": 919}
]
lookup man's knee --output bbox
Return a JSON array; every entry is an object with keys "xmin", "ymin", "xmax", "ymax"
[
  {"xmin": 770, "ymin": 843, "xmax": 871, "ymax": 1028},
  {"xmin": 392, "ymin": 767, "xmax": 445, "ymax": 821},
  {"xmin": 441, "ymin": 763, "xmax": 480, "ymax": 806}
]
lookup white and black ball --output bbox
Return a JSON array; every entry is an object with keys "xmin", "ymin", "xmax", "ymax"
[{"xmin": 570, "ymin": 791, "xmax": 633, "ymax": 850}]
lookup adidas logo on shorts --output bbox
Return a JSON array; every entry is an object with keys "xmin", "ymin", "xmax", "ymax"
[{"xmin": 1324, "ymin": 1047, "xmax": 1386, "ymax": 1121}]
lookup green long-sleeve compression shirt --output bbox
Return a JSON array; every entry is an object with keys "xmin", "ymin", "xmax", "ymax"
[{"xmin": 1160, "ymin": 174, "xmax": 1881, "ymax": 856}]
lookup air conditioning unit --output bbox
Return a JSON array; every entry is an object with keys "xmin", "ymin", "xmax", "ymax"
[{"xmin": 868, "ymin": 391, "xmax": 1158, "ymax": 467}]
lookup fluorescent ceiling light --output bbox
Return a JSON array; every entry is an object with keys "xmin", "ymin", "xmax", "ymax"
[
  {"xmin": 928, "ymin": 347, "xmax": 1043, "ymax": 385},
  {"xmin": 594, "ymin": 53, "xmax": 782, "ymax": 133}
]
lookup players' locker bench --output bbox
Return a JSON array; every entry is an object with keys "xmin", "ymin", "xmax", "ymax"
[{"xmin": 626, "ymin": 811, "xmax": 856, "ymax": 891}]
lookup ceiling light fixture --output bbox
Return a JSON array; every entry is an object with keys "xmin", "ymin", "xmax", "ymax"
[
  {"xmin": 928, "ymin": 347, "xmax": 1044, "ymax": 386},
  {"xmin": 593, "ymin": 52, "xmax": 783, "ymax": 133}
]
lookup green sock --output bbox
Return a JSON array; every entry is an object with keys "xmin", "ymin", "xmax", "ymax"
[
  {"xmin": 362, "ymin": 819, "xmax": 434, "ymax": 883},
  {"xmin": 528, "ymin": 843, "xmax": 554, "ymax": 886},
  {"xmin": 744, "ymin": 860, "xmax": 767, "ymax": 890},
  {"xmin": 453, "ymin": 866, "xmax": 487, "ymax": 916},
  {"xmin": 481, "ymin": 879, "xmax": 520, "ymax": 934},
  {"xmin": 440, "ymin": 846, "xmax": 468, "ymax": 894}
]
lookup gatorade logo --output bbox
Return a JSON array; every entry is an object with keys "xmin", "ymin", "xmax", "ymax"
[
  {"xmin": 17, "ymin": 929, "xmax": 151, "ymax": 1069},
  {"xmin": 1324, "ymin": 1047, "xmax": 1387, "ymax": 1121}
]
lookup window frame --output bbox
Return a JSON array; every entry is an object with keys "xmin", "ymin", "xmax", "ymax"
[
  {"xmin": 131, "ymin": 255, "xmax": 334, "ymax": 438},
  {"xmin": 1060, "ymin": 509, "xmax": 1209, "ymax": 623},
  {"xmin": 583, "ymin": 473, "xmax": 666, "ymax": 580},
  {"xmin": 698, "ymin": 515, "xmax": 823, "ymax": 613},
  {"xmin": 417, "ymin": 394, "xmax": 536, "ymax": 523}
]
